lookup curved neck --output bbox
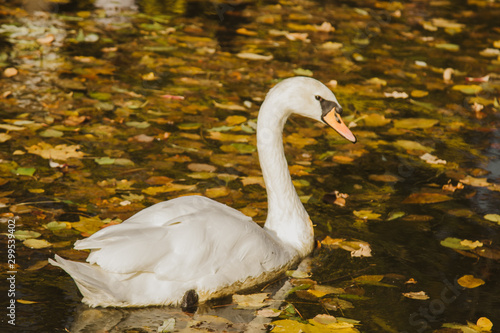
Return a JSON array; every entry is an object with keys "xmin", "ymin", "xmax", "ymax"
[{"xmin": 257, "ymin": 97, "xmax": 314, "ymax": 258}]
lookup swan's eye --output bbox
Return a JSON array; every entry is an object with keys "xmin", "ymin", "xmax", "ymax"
[{"xmin": 315, "ymin": 95, "xmax": 323, "ymax": 101}]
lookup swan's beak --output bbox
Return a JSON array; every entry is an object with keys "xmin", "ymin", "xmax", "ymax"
[{"xmin": 322, "ymin": 109, "xmax": 357, "ymax": 143}]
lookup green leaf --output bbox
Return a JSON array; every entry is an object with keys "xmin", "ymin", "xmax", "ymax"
[
  {"xmin": 452, "ymin": 85, "xmax": 482, "ymax": 95},
  {"xmin": 293, "ymin": 68, "xmax": 313, "ymax": 76},
  {"xmin": 39, "ymin": 129, "xmax": 64, "ymax": 137},
  {"xmin": 126, "ymin": 121, "xmax": 150, "ymax": 129},
  {"xmin": 95, "ymin": 157, "xmax": 115, "ymax": 165},
  {"xmin": 12, "ymin": 167, "xmax": 36, "ymax": 176},
  {"xmin": 89, "ymin": 92, "xmax": 112, "ymax": 101},
  {"xmin": 14, "ymin": 230, "xmax": 41, "ymax": 240},
  {"xmin": 440, "ymin": 237, "xmax": 471, "ymax": 250}
]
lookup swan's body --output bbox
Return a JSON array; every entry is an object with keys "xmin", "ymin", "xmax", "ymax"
[{"xmin": 50, "ymin": 77, "xmax": 356, "ymax": 307}]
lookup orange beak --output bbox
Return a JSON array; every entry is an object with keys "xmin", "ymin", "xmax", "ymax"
[{"xmin": 323, "ymin": 109, "xmax": 357, "ymax": 143}]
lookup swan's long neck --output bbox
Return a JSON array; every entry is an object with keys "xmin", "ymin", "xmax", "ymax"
[{"xmin": 257, "ymin": 95, "xmax": 314, "ymax": 258}]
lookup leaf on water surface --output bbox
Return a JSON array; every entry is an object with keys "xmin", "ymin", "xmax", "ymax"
[
  {"xmin": 3, "ymin": 67, "xmax": 18, "ymax": 77},
  {"xmin": 221, "ymin": 143, "xmax": 257, "ymax": 154},
  {"xmin": 402, "ymin": 291, "xmax": 429, "ymax": 300},
  {"xmin": 393, "ymin": 118, "xmax": 438, "ymax": 129},
  {"xmin": 457, "ymin": 275, "xmax": 485, "ymax": 289},
  {"xmin": 208, "ymin": 132, "xmax": 250, "ymax": 142},
  {"xmin": 132, "ymin": 134, "xmax": 155, "ymax": 143},
  {"xmin": 44, "ymin": 221, "xmax": 70, "ymax": 231},
  {"xmin": 272, "ymin": 315, "xmax": 359, "ymax": 333},
  {"xmin": 353, "ymin": 210, "xmax": 381, "ymax": 220},
  {"xmin": 313, "ymin": 285, "xmax": 346, "ymax": 295},
  {"xmin": 26, "ymin": 260, "xmax": 49, "ymax": 271},
  {"xmin": 361, "ymin": 113, "xmax": 391, "ymax": 127},
  {"xmin": 440, "ymin": 237, "xmax": 483, "ymax": 251},
  {"xmin": 142, "ymin": 183, "xmax": 196, "ymax": 196},
  {"xmin": 410, "ymin": 90, "xmax": 429, "ymax": 98},
  {"xmin": 23, "ymin": 238, "xmax": 52, "ymax": 249},
  {"xmin": 452, "ymin": 85, "xmax": 482, "ymax": 95},
  {"xmin": 402, "ymin": 192, "xmax": 452, "ymax": 204},
  {"xmin": 39, "ymin": 129, "xmax": 64, "ymax": 138},
  {"xmin": 240, "ymin": 176, "xmax": 264, "ymax": 187},
  {"xmin": 12, "ymin": 167, "xmax": 36, "ymax": 176},
  {"xmin": 236, "ymin": 52, "xmax": 273, "ymax": 61},
  {"xmin": 476, "ymin": 317, "xmax": 493, "ymax": 331},
  {"xmin": 126, "ymin": 121, "xmax": 150, "ymax": 129},
  {"xmin": 285, "ymin": 133, "xmax": 316, "ymax": 149},
  {"xmin": 158, "ymin": 318, "xmax": 175, "ymax": 333},
  {"xmin": 0, "ymin": 133, "xmax": 12, "ymax": 142},
  {"xmin": 14, "ymin": 230, "xmax": 41, "ymax": 240},
  {"xmin": 459, "ymin": 176, "xmax": 500, "ymax": 192},
  {"xmin": 395, "ymin": 140, "xmax": 434, "ymax": 153},
  {"xmin": 293, "ymin": 68, "xmax": 313, "ymax": 76},
  {"xmin": 187, "ymin": 163, "xmax": 216, "ymax": 172},
  {"xmin": 205, "ymin": 186, "xmax": 230, "ymax": 198},
  {"xmin": 71, "ymin": 216, "xmax": 105, "ymax": 235},
  {"xmin": 0, "ymin": 124, "xmax": 25, "ymax": 131},
  {"xmin": 484, "ymin": 214, "xmax": 500, "ymax": 224},
  {"xmin": 17, "ymin": 299, "xmax": 38, "ymax": 304},
  {"xmin": 435, "ymin": 43, "xmax": 460, "ymax": 51},
  {"xmin": 26, "ymin": 142, "xmax": 85, "ymax": 161},
  {"xmin": 233, "ymin": 293, "xmax": 269, "ymax": 309},
  {"xmin": 368, "ymin": 174, "xmax": 401, "ymax": 182},
  {"xmin": 420, "ymin": 153, "xmax": 446, "ymax": 165},
  {"xmin": 213, "ymin": 101, "xmax": 246, "ymax": 111},
  {"xmin": 387, "ymin": 211, "xmax": 406, "ymax": 220},
  {"xmin": 383, "ymin": 91, "xmax": 408, "ymax": 99},
  {"xmin": 321, "ymin": 298, "xmax": 355, "ymax": 311},
  {"xmin": 225, "ymin": 115, "xmax": 247, "ymax": 125},
  {"xmin": 460, "ymin": 240, "xmax": 483, "ymax": 250},
  {"xmin": 257, "ymin": 308, "xmax": 281, "ymax": 317}
]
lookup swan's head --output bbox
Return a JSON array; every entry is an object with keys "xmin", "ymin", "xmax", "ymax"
[{"xmin": 268, "ymin": 76, "xmax": 357, "ymax": 143}]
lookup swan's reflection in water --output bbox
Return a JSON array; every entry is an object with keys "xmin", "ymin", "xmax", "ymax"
[{"xmin": 69, "ymin": 275, "xmax": 294, "ymax": 332}]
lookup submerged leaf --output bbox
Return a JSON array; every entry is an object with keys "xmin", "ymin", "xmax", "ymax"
[{"xmin": 402, "ymin": 193, "xmax": 452, "ymax": 204}]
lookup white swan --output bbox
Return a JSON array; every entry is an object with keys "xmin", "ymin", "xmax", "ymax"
[{"xmin": 49, "ymin": 76, "xmax": 356, "ymax": 307}]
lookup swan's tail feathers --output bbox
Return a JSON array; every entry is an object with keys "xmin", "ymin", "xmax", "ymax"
[{"xmin": 49, "ymin": 255, "xmax": 120, "ymax": 307}]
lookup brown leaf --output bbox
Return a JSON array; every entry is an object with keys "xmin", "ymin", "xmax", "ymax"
[{"xmin": 402, "ymin": 193, "xmax": 452, "ymax": 204}]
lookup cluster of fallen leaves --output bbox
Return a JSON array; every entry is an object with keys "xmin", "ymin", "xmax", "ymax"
[{"xmin": 0, "ymin": 0, "xmax": 499, "ymax": 331}]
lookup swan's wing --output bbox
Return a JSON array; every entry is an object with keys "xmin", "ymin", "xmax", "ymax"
[{"xmin": 74, "ymin": 196, "xmax": 290, "ymax": 283}]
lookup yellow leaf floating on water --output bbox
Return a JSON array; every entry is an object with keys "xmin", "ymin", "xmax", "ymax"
[
  {"xmin": 233, "ymin": 293, "xmax": 269, "ymax": 309},
  {"xmin": 71, "ymin": 216, "xmax": 105, "ymax": 235},
  {"xmin": 393, "ymin": 118, "xmax": 439, "ymax": 129},
  {"xmin": 476, "ymin": 317, "xmax": 493, "ymax": 331},
  {"xmin": 361, "ymin": 113, "xmax": 391, "ymax": 127},
  {"xmin": 23, "ymin": 239, "xmax": 52, "ymax": 249},
  {"xmin": 395, "ymin": 140, "xmax": 434, "ymax": 153},
  {"xmin": 353, "ymin": 209, "xmax": 381, "ymax": 220},
  {"xmin": 205, "ymin": 186, "xmax": 230, "ymax": 198},
  {"xmin": 142, "ymin": 184, "xmax": 196, "ymax": 195},
  {"xmin": 17, "ymin": 299, "xmax": 38, "ymax": 304},
  {"xmin": 208, "ymin": 131, "xmax": 250, "ymax": 142},
  {"xmin": 457, "ymin": 275, "xmax": 485, "ymax": 289},
  {"xmin": 484, "ymin": 214, "xmax": 500, "ymax": 224},
  {"xmin": 411, "ymin": 90, "xmax": 429, "ymax": 98},
  {"xmin": 460, "ymin": 239, "xmax": 483, "ymax": 249},
  {"xmin": 452, "ymin": 84, "xmax": 482, "ymax": 94},
  {"xmin": 26, "ymin": 142, "xmax": 86, "ymax": 161},
  {"xmin": 285, "ymin": 133, "xmax": 317, "ymax": 149},
  {"xmin": 225, "ymin": 115, "xmax": 247, "ymax": 126},
  {"xmin": 272, "ymin": 316, "xmax": 360, "ymax": 333}
]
